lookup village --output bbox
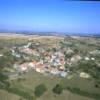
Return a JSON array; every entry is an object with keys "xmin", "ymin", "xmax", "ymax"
[
  {"xmin": 11, "ymin": 42, "xmax": 68, "ymax": 77},
  {"xmin": 10, "ymin": 40, "xmax": 97, "ymax": 78}
]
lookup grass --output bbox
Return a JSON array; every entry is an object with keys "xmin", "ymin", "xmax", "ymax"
[
  {"xmin": 60, "ymin": 74, "xmax": 100, "ymax": 100},
  {"xmin": 10, "ymin": 71, "xmax": 61, "ymax": 91},
  {"xmin": 60, "ymin": 74, "xmax": 100, "ymax": 94},
  {"xmin": 37, "ymin": 90, "xmax": 94, "ymax": 100},
  {"xmin": 0, "ymin": 90, "xmax": 20, "ymax": 100},
  {"xmin": 0, "ymin": 71, "xmax": 97, "ymax": 100}
]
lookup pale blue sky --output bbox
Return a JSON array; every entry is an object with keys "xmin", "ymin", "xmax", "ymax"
[{"xmin": 0, "ymin": 0, "xmax": 100, "ymax": 34}]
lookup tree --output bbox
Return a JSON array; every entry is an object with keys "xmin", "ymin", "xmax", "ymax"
[
  {"xmin": 52, "ymin": 84, "xmax": 63, "ymax": 95},
  {"xmin": 78, "ymin": 60, "xmax": 100, "ymax": 79},
  {"xmin": 0, "ymin": 73, "xmax": 8, "ymax": 81},
  {"xmin": 52, "ymin": 48, "xmax": 57, "ymax": 52},
  {"xmin": 34, "ymin": 84, "xmax": 47, "ymax": 97},
  {"xmin": 65, "ymin": 53, "xmax": 73, "ymax": 60},
  {"xmin": 95, "ymin": 84, "xmax": 99, "ymax": 88},
  {"xmin": 0, "ymin": 51, "xmax": 17, "ymax": 68},
  {"xmin": 74, "ymin": 48, "xmax": 79, "ymax": 54},
  {"xmin": 65, "ymin": 64, "xmax": 69, "ymax": 69}
]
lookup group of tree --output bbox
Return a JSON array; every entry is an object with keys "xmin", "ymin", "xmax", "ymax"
[
  {"xmin": 34, "ymin": 83, "xmax": 64, "ymax": 98},
  {"xmin": 78, "ymin": 60, "xmax": 100, "ymax": 80},
  {"xmin": 52, "ymin": 84, "xmax": 63, "ymax": 95},
  {"xmin": 0, "ymin": 51, "xmax": 16, "ymax": 70},
  {"xmin": 34, "ymin": 84, "xmax": 47, "ymax": 97}
]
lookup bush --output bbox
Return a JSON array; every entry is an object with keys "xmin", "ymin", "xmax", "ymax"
[
  {"xmin": 34, "ymin": 84, "xmax": 47, "ymax": 97},
  {"xmin": 0, "ymin": 73, "xmax": 8, "ymax": 81},
  {"xmin": 52, "ymin": 84, "xmax": 63, "ymax": 95}
]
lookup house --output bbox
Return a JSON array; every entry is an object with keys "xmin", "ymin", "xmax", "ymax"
[
  {"xmin": 50, "ymin": 68, "xmax": 60, "ymax": 75},
  {"xmin": 60, "ymin": 57, "xmax": 65, "ymax": 65},
  {"xmin": 11, "ymin": 49, "xmax": 21, "ymax": 58},
  {"xmin": 19, "ymin": 63, "xmax": 29, "ymax": 72},
  {"xmin": 39, "ymin": 60, "xmax": 44, "ymax": 64},
  {"xmin": 14, "ymin": 54, "xmax": 21, "ymax": 58},
  {"xmin": 91, "ymin": 57, "xmax": 95, "ymax": 60},
  {"xmin": 59, "ymin": 66, "xmax": 65, "ymax": 71},
  {"xmin": 66, "ymin": 48, "xmax": 73, "ymax": 54},
  {"xmin": 45, "ymin": 56, "xmax": 51, "ymax": 61},
  {"xmin": 79, "ymin": 72, "xmax": 90, "ymax": 78},
  {"xmin": 0, "ymin": 54, "xmax": 3, "ymax": 57},
  {"xmin": 71, "ymin": 55, "xmax": 82, "ymax": 63},
  {"xmin": 20, "ymin": 47, "xmax": 36, "ymax": 55},
  {"xmin": 21, "ymin": 66, "xmax": 27, "ymax": 72},
  {"xmin": 85, "ymin": 57, "xmax": 90, "ymax": 60},
  {"xmin": 13, "ymin": 64, "xmax": 19, "ymax": 69},
  {"xmin": 59, "ymin": 71, "xmax": 67, "ymax": 77},
  {"xmin": 89, "ymin": 50, "xmax": 100, "ymax": 55},
  {"xmin": 28, "ymin": 62, "xmax": 36, "ymax": 69},
  {"xmin": 36, "ymin": 68, "xmax": 45, "ymax": 73},
  {"xmin": 50, "ymin": 52, "xmax": 65, "ymax": 67},
  {"xmin": 23, "ymin": 42, "xmax": 32, "ymax": 48},
  {"xmin": 35, "ymin": 63, "xmax": 45, "ymax": 73},
  {"xmin": 36, "ymin": 68, "xmax": 41, "ymax": 73}
]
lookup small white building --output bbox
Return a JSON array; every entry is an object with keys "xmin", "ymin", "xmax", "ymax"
[
  {"xmin": 28, "ymin": 62, "xmax": 35, "ymax": 69},
  {"xmin": 50, "ymin": 68, "xmax": 60, "ymax": 75},
  {"xmin": 59, "ymin": 71, "xmax": 67, "ymax": 77},
  {"xmin": 36, "ymin": 68, "xmax": 41, "ymax": 73},
  {"xmin": 23, "ymin": 42, "xmax": 32, "ymax": 48},
  {"xmin": 85, "ymin": 57, "xmax": 90, "ymax": 60},
  {"xmin": 11, "ymin": 49, "xmax": 21, "ymax": 58},
  {"xmin": 0, "ymin": 54, "xmax": 3, "ymax": 57},
  {"xmin": 91, "ymin": 57, "xmax": 95, "ymax": 60},
  {"xmin": 80, "ymin": 72, "xmax": 90, "ymax": 78},
  {"xmin": 21, "ymin": 66, "xmax": 27, "ymax": 71},
  {"xmin": 19, "ymin": 63, "xmax": 29, "ymax": 72},
  {"xmin": 67, "ymin": 48, "xmax": 73, "ymax": 54},
  {"xmin": 71, "ymin": 55, "xmax": 82, "ymax": 63}
]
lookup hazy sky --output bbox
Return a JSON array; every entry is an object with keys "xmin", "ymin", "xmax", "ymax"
[{"xmin": 0, "ymin": 0, "xmax": 100, "ymax": 34}]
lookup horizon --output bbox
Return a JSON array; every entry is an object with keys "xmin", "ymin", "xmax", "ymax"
[{"xmin": 0, "ymin": 0, "xmax": 100, "ymax": 34}]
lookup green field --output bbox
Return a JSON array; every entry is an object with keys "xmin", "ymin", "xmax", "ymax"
[
  {"xmin": 0, "ymin": 71, "xmax": 98, "ymax": 100},
  {"xmin": 0, "ymin": 90, "xmax": 20, "ymax": 100}
]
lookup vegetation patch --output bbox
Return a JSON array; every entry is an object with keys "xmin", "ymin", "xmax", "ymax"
[
  {"xmin": 34, "ymin": 84, "xmax": 47, "ymax": 97},
  {"xmin": 66, "ymin": 86, "xmax": 100, "ymax": 100},
  {"xmin": 52, "ymin": 84, "xmax": 63, "ymax": 95}
]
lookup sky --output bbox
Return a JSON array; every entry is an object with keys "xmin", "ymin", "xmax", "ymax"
[{"xmin": 0, "ymin": 0, "xmax": 100, "ymax": 34}]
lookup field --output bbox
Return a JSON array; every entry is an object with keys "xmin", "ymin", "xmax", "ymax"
[
  {"xmin": 0, "ymin": 71, "xmax": 94, "ymax": 100},
  {"xmin": 0, "ymin": 90, "xmax": 20, "ymax": 100}
]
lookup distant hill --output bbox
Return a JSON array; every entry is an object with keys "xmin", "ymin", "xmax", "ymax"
[{"xmin": 0, "ymin": 30, "xmax": 100, "ymax": 37}]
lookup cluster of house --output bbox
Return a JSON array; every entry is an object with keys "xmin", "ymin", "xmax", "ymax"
[
  {"xmin": 11, "ymin": 42, "xmax": 97, "ymax": 78},
  {"xmin": 11, "ymin": 48, "xmax": 21, "ymax": 58},
  {"xmin": 12, "ymin": 42, "xmax": 68, "ymax": 77},
  {"xmin": 84, "ymin": 57, "xmax": 95, "ymax": 61},
  {"xmin": 13, "ymin": 52, "xmax": 67, "ymax": 77}
]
